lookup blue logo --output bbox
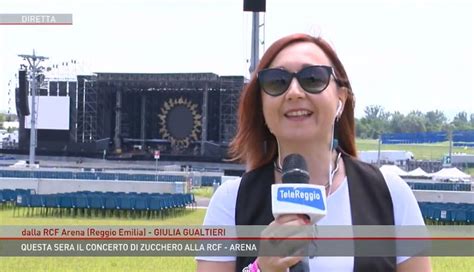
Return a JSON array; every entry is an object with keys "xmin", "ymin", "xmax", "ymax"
[{"xmin": 277, "ymin": 187, "xmax": 325, "ymax": 210}]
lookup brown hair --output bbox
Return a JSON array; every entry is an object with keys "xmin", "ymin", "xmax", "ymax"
[{"xmin": 229, "ymin": 33, "xmax": 357, "ymax": 171}]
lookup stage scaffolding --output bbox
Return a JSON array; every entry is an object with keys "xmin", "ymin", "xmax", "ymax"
[
  {"xmin": 76, "ymin": 75, "xmax": 99, "ymax": 143},
  {"xmin": 16, "ymin": 72, "xmax": 246, "ymax": 159},
  {"xmin": 219, "ymin": 76, "xmax": 245, "ymax": 143},
  {"xmin": 93, "ymin": 73, "xmax": 244, "ymax": 157}
]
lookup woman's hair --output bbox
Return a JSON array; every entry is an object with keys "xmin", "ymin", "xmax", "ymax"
[{"xmin": 229, "ymin": 33, "xmax": 357, "ymax": 171}]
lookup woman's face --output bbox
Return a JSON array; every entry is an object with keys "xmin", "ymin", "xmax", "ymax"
[{"xmin": 261, "ymin": 41, "xmax": 344, "ymax": 144}]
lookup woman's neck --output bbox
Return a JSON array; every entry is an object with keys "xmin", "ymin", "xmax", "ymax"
[{"xmin": 276, "ymin": 140, "xmax": 339, "ymax": 186}]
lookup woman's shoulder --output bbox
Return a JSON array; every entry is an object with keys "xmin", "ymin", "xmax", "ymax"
[
  {"xmin": 379, "ymin": 167, "xmax": 413, "ymax": 197},
  {"xmin": 378, "ymin": 167, "xmax": 425, "ymax": 225},
  {"xmin": 216, "ymin": 177, "xmax": 242, "ymax": 196},
  {"xmin": 208, "ymin": 177, "xmax": 242, "ymax": 208},
  {"xmin": 345, "ymin": 152, "xmax": 412, "ymax": 197},
  {"xmin": 202, "ymin": 178, "xmax": 241, "ymax": 225}
]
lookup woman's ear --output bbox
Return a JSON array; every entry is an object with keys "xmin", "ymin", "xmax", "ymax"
[
  {"xmin": 337, "ymin": 86, "xmax": 350, "ymax": 116},
  {"xmin": 336, "ymin": 100, "xmax": 343, "ymax": 116}
]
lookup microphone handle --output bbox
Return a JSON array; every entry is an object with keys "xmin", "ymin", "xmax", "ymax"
[{"xmin": 289, "ymin": 257, "xmax": 310, "ymax": 272}]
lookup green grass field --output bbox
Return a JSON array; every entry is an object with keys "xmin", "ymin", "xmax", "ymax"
[
  {"xmin": 356, "ymin": 139, "xmax": 474, "ymax": 161},
  {"xmin": 0, "ymin": 208, "xmax": 473, "ymax": 272}
]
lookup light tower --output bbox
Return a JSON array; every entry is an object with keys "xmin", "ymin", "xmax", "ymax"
[
  {"xmin": 18, "ymin": 50, "xmax": 48, "ymax": 167},
  {"xmin": 244, "ymin": 0, "xmax": 266, "ymax": 74}
]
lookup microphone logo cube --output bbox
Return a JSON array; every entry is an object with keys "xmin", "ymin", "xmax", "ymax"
[
  {"xmin": 272, "ymin": 184, "xmax": 328, "ymax": 224},
  {"xmin": 277, "ymin": 187, "xmax": 325, "ymax": 210}
]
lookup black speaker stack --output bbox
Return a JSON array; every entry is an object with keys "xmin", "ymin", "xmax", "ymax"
[
  {"xmin": 243, "ymin": 0, "xmax": 266, "ymax": 12},
  {"xmin": 16, "ymin": 69, "xmax": 30, "ymax": 116}
]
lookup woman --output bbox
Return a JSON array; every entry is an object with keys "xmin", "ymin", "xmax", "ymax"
[{"xmin": 196, "ymin": 33, "xmax": 431, "ymax": 272}]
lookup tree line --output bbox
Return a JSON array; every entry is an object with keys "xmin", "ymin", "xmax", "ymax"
[{"xmin": 356, "ymin": 106, "xmax": 474, "ymax": 139}]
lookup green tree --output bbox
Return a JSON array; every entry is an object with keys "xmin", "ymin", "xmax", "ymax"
[
  {"xmin": 364, "ymin": 105, "xmax": 390, "ymax": 120},
  {"xmin": 361, "ymin": 105, "xmax": 390, "ymax": 139},
  {"xmin": 402, "ymin": 111, "xmax": 426, "ymax": 133},
  {"xmin": 355, "ymin": 118, "xmax": 370, "ymax": 138},
  {"xmin": 424, "ymin": 110, "xmax": 447, "ymax": 131},
  {"xmin": 389, "ymin": 111, "xmax": 405, "ymax": 133},
  {"xmin": 451, "ymin": 111, "xmax": 471, "ymax": 130},
  {"xmin": 355, "ymin": 107, "xmax": 472, "ymax": 138}
]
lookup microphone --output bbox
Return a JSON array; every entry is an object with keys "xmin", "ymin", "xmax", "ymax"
[
  {"xmin": 271, "ymin": 154, "xmax": 328, "ymax": 272},
  {"xmin": 272, "ymin": 154, "xmax": 327, "ymax": 224}
]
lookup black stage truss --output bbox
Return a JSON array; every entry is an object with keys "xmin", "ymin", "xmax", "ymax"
[{"xmin": 17, "ymin": 72, "xmax": 245, "ymax": 161}]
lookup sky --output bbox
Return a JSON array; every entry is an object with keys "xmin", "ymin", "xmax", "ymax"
[{"xmin": 0, "ymin": 0, "xmax": 472, "ymax": 120}]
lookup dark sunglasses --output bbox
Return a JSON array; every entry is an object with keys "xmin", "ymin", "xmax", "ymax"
[{"xmin": 257, "ymin": 65, "xmax": 342, "ymax": 96}]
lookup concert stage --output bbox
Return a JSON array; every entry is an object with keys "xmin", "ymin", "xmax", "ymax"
[{"xmin": 16, "ymin": 72, "xmax": 245, "ymax": 162}]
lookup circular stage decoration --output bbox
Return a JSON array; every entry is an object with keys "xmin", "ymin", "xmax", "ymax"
[{"xmin": 158, "ymin": 97, "xmax": 202, "ymax": 150}]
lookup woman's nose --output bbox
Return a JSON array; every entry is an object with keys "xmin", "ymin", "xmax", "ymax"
[{"xmin": 285, "ymin": 78, "xmax": 305, "ymax": 100}]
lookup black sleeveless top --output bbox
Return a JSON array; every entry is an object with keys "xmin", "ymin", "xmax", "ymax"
[{"xmin": 234, "ymin": 153, "xmax": 396, "ymax": 272}]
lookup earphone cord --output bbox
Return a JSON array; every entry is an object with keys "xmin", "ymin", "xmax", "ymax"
[
  {"xmin": 274, "ymin": 139, "xmax": 283, "ymax": 173},
  {"xmin": 325, "ymin": 151, "xmax": 341, "ymax": 190},
  {"xmin": 326, "ymin": 115, "xmax": 340, "ymax": 195}
]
